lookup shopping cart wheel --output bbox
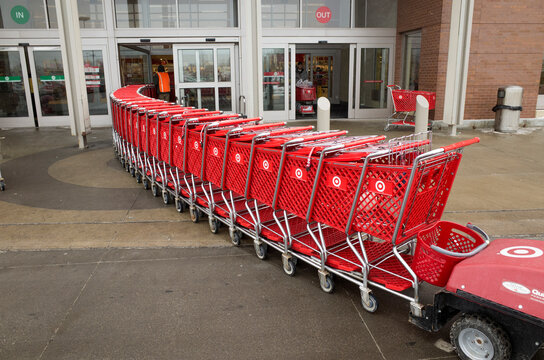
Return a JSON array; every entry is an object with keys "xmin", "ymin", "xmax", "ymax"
[
  {"xmin": 135, "ymin": 172, "xmax": 142, "ymax": 184},
  {"xmin": 189, "ymin": 206, "xmax": 200, "ymax": 223},
  {"xmin": 229, "ymin": 227, "xmax": 242, "ymax": 246},
  {"xmin": 362, "ymin": 293, "xmax": 378, "ymax": 313},
  {"xmin": 125, "ymin": 161, "xmax": 130, "ymax": 172},
  {"xmin": 209, "ymin": 216, "xmax": 220, "ymax": 234},
  {"xmin": 175, "ymin": 198, "xmax": 185, "ymax": 213},
  {"xmin": 151, "ymin": 183, "xmax": 160, "ymax": 197},
  {"xmin": 143, "ymin": 178, "xmax": 150, "ymax": 190},
  {"xmin": 130, "ymin": 166, "xmax": 136, "ymax": 177},
  {"xmin": 320, "ymin": 274, "xmax": 334, "ymax": 294},
  {"xmin": 254, "ymin": 241, "xmax": 268, "ymax": 260},
  {"xmin": 450, "ymin": 314, "xmax": 511, "ymax": 360},
  {"xmin": 283, "ymin": 257, "xmax": 297, "ymax": 277},
  {"xmin": 0, "ymin": 180, "xmax": 5, "ymax": 191},
  {"xmin": 121, "ymin": 159, "xmax": 126, "ymax": 169},
  {"xmin": 162, "ymin": 190, "xmax": 172, "ymax": 205}
]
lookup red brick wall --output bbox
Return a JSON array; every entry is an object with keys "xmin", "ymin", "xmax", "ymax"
[
  {"xmin": 465, "ymin": 0, "xmax": 544, "ymax": 119},
  {"xmin": 396, "ymin": 0, "xmax": 544, "ymax": 120}
]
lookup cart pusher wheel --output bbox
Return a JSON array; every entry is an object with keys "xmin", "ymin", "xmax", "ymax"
[
  {"xmin": 208, "ymin": 216, "xmax": 220, "ymax": 234},
  {"xmin": 175, "ymin": 197, "xmax": 185, "ymax": 213},
  {"xmin": 282, "ymin": 253, "xmax": 297, "ymax": 276},
  {"xmin": 229, "ymin": 227, "xmax": 243, "ymax": 246},
  {"xmin": 450, "ymin": 314, "xmax": 511, "ymax": 360}
]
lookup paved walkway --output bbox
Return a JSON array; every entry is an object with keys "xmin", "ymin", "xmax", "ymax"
[{"xmin": 0, "ymin": 123, "xmax": 542, "ymax": 359}]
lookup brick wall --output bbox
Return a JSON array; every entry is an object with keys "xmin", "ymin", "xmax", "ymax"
[
  {"xmin": 396, "ymin": 0, "xmax": 544, "ymax": 120},
  {"xmin": 466, "ymin": 0, "xmax": 544, "ymax": 119}
]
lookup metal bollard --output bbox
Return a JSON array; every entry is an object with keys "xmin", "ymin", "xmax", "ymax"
[
  {"xmin": 415, "ymin": 95, "xmax": 429, "ymax": 135},
  {"xmin": 317, "ymin": 97, "xmax": 330, "ymax": 132}
]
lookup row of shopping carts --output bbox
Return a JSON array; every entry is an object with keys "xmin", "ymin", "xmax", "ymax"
[{"xmin": 111, "ymin": 84, "xmax": 480, "ymax": 315}]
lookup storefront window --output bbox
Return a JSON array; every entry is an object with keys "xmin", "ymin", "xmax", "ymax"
[
  {"xmin": 262, "ymin": 0, "xmax": 299, "ymax": 28},
  {"xmin": 354, "ymin": 0, "xmax": 397, "ymax": 28},
  {"xmin": 119, "ymin": 45, "xmax": 152, "ymax": 85},
  {"xmin": 302, "ymin": 0, "xmax": 350, "ymax": 28},
  {"xmin": 262, "ymin": 48, "xmax": 285, "ymax": 111},
  {"xmin": 78, "ymin": 0, "xmax": 104, "ymax": 29},
  {"xmin": 115, "ymin": 0, "xmax": 176, "ymax": 28},
  {"xmin": 0, "ymin": 1, "xmax": 47, "ymax": 28},
  {"xmin": 403, "ymin": 31, "xmax": 421, "ymax": 90},
  {"xmin": 179, "ymin": 0, "xmax": 237, "ymax": 28},
  {"xmin": 83, "ymin": 50, "xmax": 108, "ymax": 115}
]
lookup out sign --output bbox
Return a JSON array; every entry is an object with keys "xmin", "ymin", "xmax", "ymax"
[{"xmin": 315, "ymin": 6, "xmax": 331, "ymax": 24}]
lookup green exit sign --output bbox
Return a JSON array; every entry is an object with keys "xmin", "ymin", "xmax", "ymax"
[{"xmin": 10, "ymin": 5, "xmax": 30, "ymax": 25}]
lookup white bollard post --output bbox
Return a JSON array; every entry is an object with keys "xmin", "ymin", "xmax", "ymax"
[
  {"xmin": 415, "ymin": 95, "xmax": 429, "ymax": 135},
  {"xmin": 317, "ymin": 97, "xmax": 330, "ymax": 132}
]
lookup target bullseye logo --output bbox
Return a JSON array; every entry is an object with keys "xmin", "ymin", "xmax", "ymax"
[
  {"xmin": 213, "ymin": 147, "xmax": 219, "ymax": 156},
  {"xmin": 235, "ymin": 153, "xmax": 241, "ymax": 163},
  {"xmin": 262, "ymin": 160, "xmax": 269, "ymax": 171},
  {"xmin": 177, "ymin": 136, "xmax": 182, "ymax": 144},
  {"xmin": 375, "ymin": 180, "xmax": 386, "ymax": 193},
  {"xmin": 332, "ymin": 176, "xmax": 342, "ymax": 188},
  {"xmin": 398, "ymin": 95, "xmax": 403, "ymax": 99},
  {"xmin": 500, "ymin": 246, "xmax": 543, "ymax": 259},
  {"xmin": 295, "ymin": 168, "xmax": 303, "ymax": 179},
  {"xmin": 193, "ymin": 141, "xmax": 199, "ymax": 150}
]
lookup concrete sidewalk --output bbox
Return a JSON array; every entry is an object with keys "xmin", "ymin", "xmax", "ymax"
[{"xmin": 0, "ymin": 123, "xmax": 543, "ymax": 359}]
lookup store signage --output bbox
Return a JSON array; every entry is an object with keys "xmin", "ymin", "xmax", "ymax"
[
  {"xmin": 315, "ymin": 6, "xmax": 331, "ymax": 24},
  {"xmin": 0, "ymin": 76, "xmax": 22, "ymax": 82},
  {"xmin": 11, "ymin": 5, "xmax": 30, "ymax": 25},
  {"xmin": 40, "ymin": 75, "xmax": 65, "ymax": 82}
]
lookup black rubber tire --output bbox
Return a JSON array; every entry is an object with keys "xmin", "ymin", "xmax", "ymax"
[
  {"xmin": 162, "ymin": 190, "xmax": 171, "ymax": 205},
  {"xmin": 151, "ymin": 184, "xmax": 160, "ymax": 197},
  {"xmin": 135, "ymin": 173, "xmax": 142, "ymax": 184},
  {"xmin": 229, "ymin": 228, "xmax": 242, "ymax": 246},
  {"xmin": 190, "ymin": 207, "xmax": 200, "ymax": 223},
  {"xmin": 320, "ymin": 274, "xmax": 334, "ymax": 294},
  {"xmin": 175, "ymin": 198, "xmax": 185, "ymax": 213},
  {"xmin": 130, "ymin": 167, "xmax": 136, "ymax": 177},
  {"xmin": 208, "ymin": 217, "xmax": 220, "ymax": 234},
  {"xmin": 255, "ymin": 242, "xmax": 268, "ymax": 260},
  {"xmin": 361, "ymin": 293, "xmax": 379, "ymax": 313},
  {"xmin": 283, "ymin": 258, "xmax": 296, "ymax": 277},
  {"xmin": 0, "ymin": 181, "xmax": 5, "ymax": 191},
  {"xmin": 450, "ymin": 314, "xmax": 511, "ymax": 360},
  {"xmin": 143, "ymin": 178, "xmax": 150, "ymax": 190}
]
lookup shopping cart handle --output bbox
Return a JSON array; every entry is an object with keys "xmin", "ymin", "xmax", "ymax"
[
  {"xmin": 430, "ymin": 242, "xmax": 488, "ymax": 258},
  {"xmin": 466, "ymin": 223, "xmax": 490, "ymax": 242},
  {"xmin": 441, "ymin": 137, "xmax": 480, "ymax": 152}
]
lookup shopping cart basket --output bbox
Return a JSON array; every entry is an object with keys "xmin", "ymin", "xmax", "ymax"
[{"xmin": 385, "ymin": 85, "xmax": 436, "ymax": 131}]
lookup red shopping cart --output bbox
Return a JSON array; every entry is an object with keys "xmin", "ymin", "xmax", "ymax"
[{"xmin": 385, "ymin": 85, "xmax": 436, "ymax": 131}]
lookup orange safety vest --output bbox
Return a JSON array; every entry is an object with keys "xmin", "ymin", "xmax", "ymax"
[{"xmin": 157, "ymin": 72, "xmax": 170, "ymax": 93}]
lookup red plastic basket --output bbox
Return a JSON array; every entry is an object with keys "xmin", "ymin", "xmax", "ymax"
[
  {"xmin": 412, "ymin": 221, "xmax": 486, "ymax": 287},
  {"xmin": 391, "ymin": 90, "xmax": 436, "ymax": 112}
]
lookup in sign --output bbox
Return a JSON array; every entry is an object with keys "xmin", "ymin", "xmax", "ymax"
[{"xmin": 315, "ymin": 6, "xmax": 331, "ymax": 24}]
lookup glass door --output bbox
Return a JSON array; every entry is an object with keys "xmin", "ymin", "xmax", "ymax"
[
  {"xmin": 83, "ymin": 46, "xmax": 111, "ymax": 126},
  {"xmin": 0, "ymin": 47, "xmax": 34, "ymax": 127},
  {"xmin": 261, "ymin": 45, "xmax": 289, "ymax": 121},
  {"xmin": 28, "ymin": 47, "xmax": 71, "ymax": 126},
  {"xmin": 173, "ymin": 44, "xmax": 235, "ymax": 112},
  {"xmin": 354, "ymin": 45, "xmax": 393, "ymax": 119}
]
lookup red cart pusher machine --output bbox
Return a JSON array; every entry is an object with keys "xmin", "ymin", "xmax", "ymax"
[{"xmin": 111, "ymin": 85, "xmax": 544, "ymax": 360}]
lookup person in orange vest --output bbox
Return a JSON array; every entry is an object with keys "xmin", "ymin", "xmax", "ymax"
[{"xmin": 153, "ymin": 65, "xmax": 170, "ymax": 101}]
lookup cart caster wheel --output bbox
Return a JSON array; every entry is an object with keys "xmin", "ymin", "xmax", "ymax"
[
  {"xmin": 130, "ymin": 167, "xmax": 136, "ymax": 177},
  {"xmin": 135, "ymin": 173, "xmax": 142, "ymax": 183},
  {"xmin": 450, "ymin": 314, "xmax": 511, "ymax": 360},
  {"xmin": 121, "ymin": 159, "xmax": 126, "ymax": 169},
  {"xmin": 384, "ymin": 125, "xmax": 390, "ymax": 131},
  {"xmin": 125, "ymin": 162, "xmax": 130, "ymax": 172},
  {"xmin": 151, "ymin": 184, "xmax": 160, "ymax": 197},
  {"xmin": 175, "ymin": 198, "xmax": 185, "ymax": 213},
  {"xmin": 0, "ymin": 181, "xmax": 5, "ymax": 191},
  {"xmin": 229, "ymin": 227, "xmax": 243, "ymax": 246},
  {"xmin": 189, "ymin": 206, "xmax": 200, "ymax": 223},
  {"xmin": 362, "ymin": 293, "xmax": 379, "ymax": 313},
  {"xmin": 143, "ymin": 178, "xmax": 150, "ymax": 190},
  {"xmin": 283, "ymin": 258, "xmax": 297, "ymax": 277},
  {"xmin": 320, "ymin": 274, "xmax": 334, "ymax": 294},
  {"xmin": 162, "ymin": 190, "xmax": 171, "ymax": 205},
  {"xmin": 208, "ymin": 217, "xmax": 220, "ymax": 234},
  {"xmin": 254, "ymin": 242, "xmax": 268, "ymax": 260}
]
